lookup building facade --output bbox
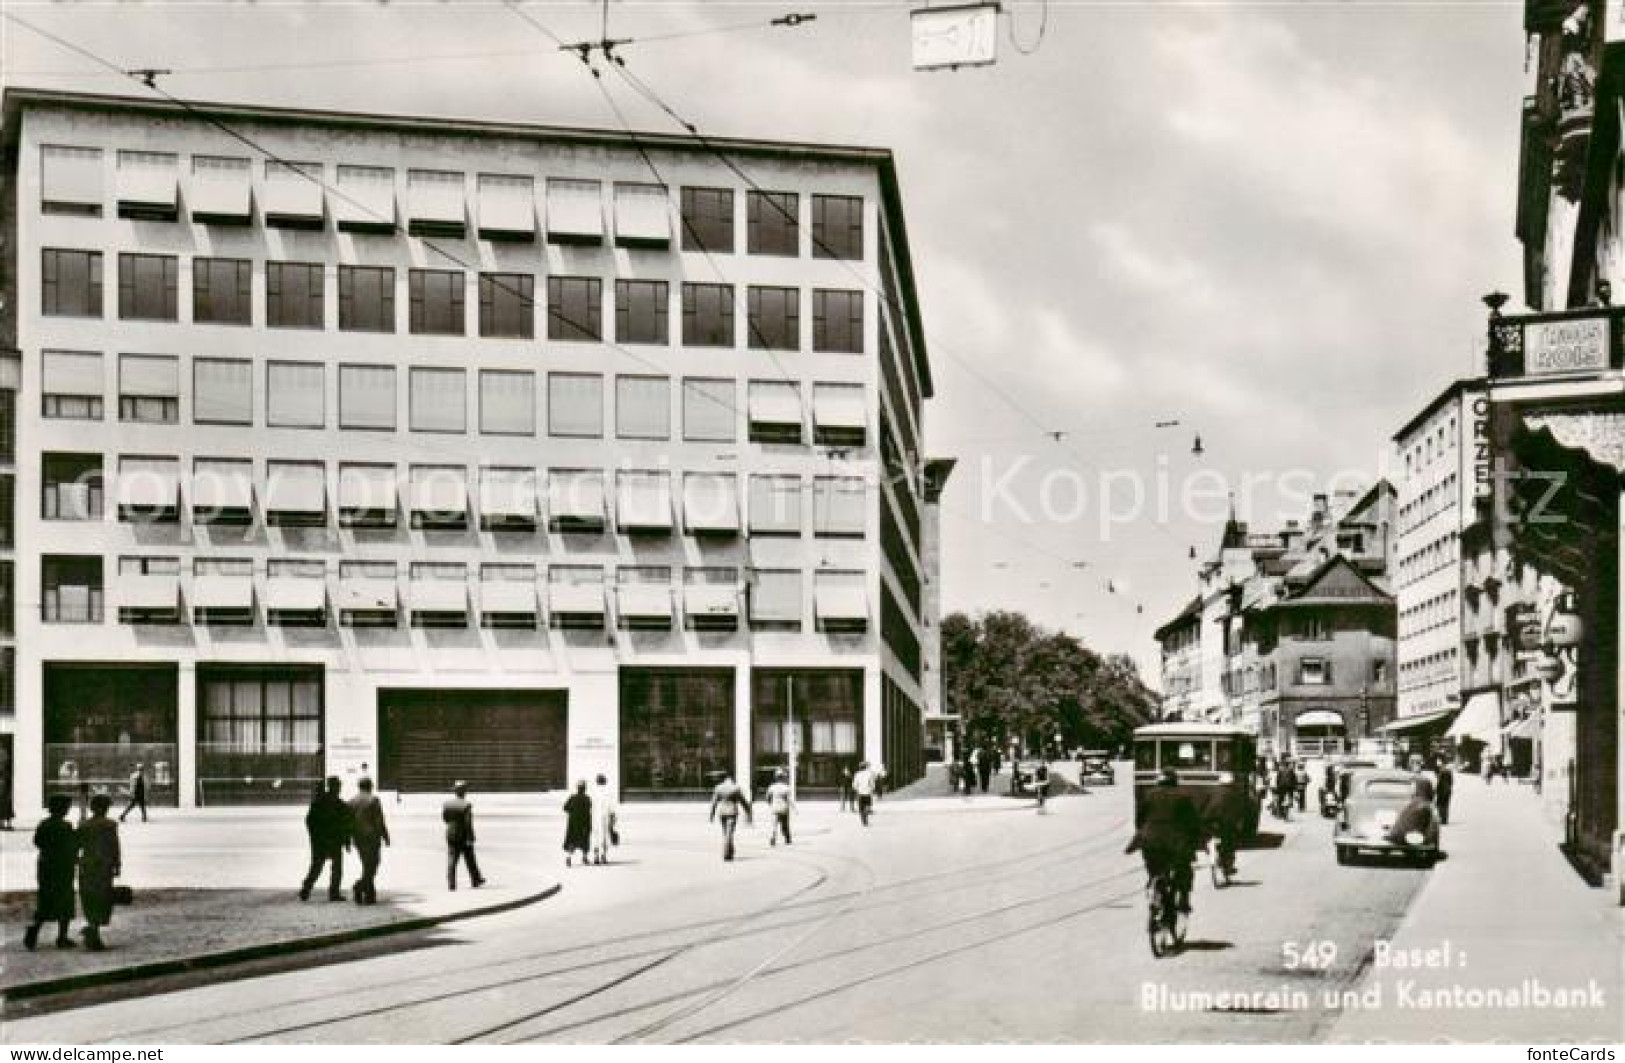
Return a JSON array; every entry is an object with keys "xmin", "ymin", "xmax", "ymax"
[
  {"xmin": 1, "ymin": 89, "xmax": 938, "ymax": 808},
  {"xmin": 1496, "ymin": 0, "xmax": 1625, "ymax": 891},
  {"xmin": 1155, "ymin": 487, "xmax": 1398, "ymax": 755},
  {"xmin": 1392, "ymin": 381, "xmax": 1480, "ymax": 724}
]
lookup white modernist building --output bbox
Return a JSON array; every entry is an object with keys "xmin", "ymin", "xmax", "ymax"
[{"xmin": 1, "ymin": 88, "xmax": 938, "ymax": 808}]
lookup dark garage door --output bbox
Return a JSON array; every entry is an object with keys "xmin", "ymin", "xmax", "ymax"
[{"xmin": 379, "ymin": 689, "xmax": 567, "ymax": 793}]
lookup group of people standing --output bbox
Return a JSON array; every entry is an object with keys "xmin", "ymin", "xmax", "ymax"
[
  {"xmin": 23, "ymin": 792, "xmax": 122, "ymax": 952},
  {"xmin": 952, "ymin": 746, "xmax": 1003, "ymax": 795}
]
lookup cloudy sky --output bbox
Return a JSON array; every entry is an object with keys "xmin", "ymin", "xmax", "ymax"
[{"xmin": 3, "ymin": 0, "xmax": 1529, "ymax": 680}]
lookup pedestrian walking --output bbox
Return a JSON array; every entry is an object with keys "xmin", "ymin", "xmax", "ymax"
[
  {"xmin": 874, "ymin": 762, "xmax": 888, "ymax": 800},
  {"xmin": 1294, "ymin": 762, "xmax": 1310, "ymax": 812},
  {"xmin": 443, "ymin": 781, "xmax": 486, "ymax": 889},
  {"xmin": 853, "ymin": 761, "xmax": 877, "ymax": 826},
  {"xmin": 119, "ymin": 762, "xmax": 148, "ymax": 823},
  {"xmin": 708, "ymin": 772, "xmax": 753, "ymax": 861},
  {"xmin": 300, "ymin": 776, "xmax": 352, "ymax": 902},
  {"xmin": 976, "ymin": 747, "xmax": 992, "ymax": 794},
  {"xmin": 766, "ymin": 769, "xmax": 794, "ymax": 846},
  {"xmin": 590, "ymin": 774, "xmax": 618, "ymax": 866},
  {"xmin": 347, "ymin": 777, "xmax": 390, "ymax": 905},
  {"xmin": 961, "ymin": 750, "xmax": 977, "ymax": 796},
  {"xmin": 1435, "ymin": 761, "xmax": 1455, "ymax": 825},
  {"xmin": 1034, "ymin": 762, "xmax": 1050, "ymax": 812},
  {"xmin": 563, "ymin": 780, "xmax": 592, "ymax": 867},
  {"xmin": 77, "ymin": 793, "xmax": 120, "ymax": 950},
  {"xmin": 839, "ymin": 764, "xmax": 854, "ymax": 812},
  {"xmin": 23, "ymin": 794, "xmax": 78, "ymax": 951}
]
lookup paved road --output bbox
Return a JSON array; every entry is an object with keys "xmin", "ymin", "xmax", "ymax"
[{"xmin": 5, "ymin": 779, "xmax": 1435, "ymax": 1043}]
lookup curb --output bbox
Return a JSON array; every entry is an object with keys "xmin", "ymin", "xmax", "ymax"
[{"xmin": 2, "ymin": 882, "xmax": 562, "ymax": 1002}]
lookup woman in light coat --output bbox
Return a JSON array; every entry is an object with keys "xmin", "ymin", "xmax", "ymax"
[{"xmin": 590, "ymin": 774, "xmax": 618, "ymax": 866}]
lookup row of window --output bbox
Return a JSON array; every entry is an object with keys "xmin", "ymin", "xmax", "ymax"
[
  {"xmin": 39, "ymin": 148, "xmax": 866, "ymax": 259},
  {"xmin": 42, "ymin": 553, "xmax": 869, "ymax": 634},
  {"xmin": 40, "ymin": 356, "xmax": 868, "ymax": 444},
  {"xmin": 1398, "ymin": 473, "xmax": 1460, "ymax": 535},
  {"xmin": 1218, "ymin": 656, "xmax": 1389, "ymax": 696},
  {"xmin": 1399, "ymin": 588, "xmax": 1459, "ymax": 638},
  {"xmin": 1396, "ymin": 528, "xmax": 1460, "ymax": 588},
  {"xmin": 1398, "ymin": 646, "xmax": 1458, "ymax": 690},
  {"xmin": 40, "ymin": 249, "xmax": 866, "ymax": 353},
  {"xmin": 1401, "ymin": 413, "xmax": 1459, "ymax": 475},
  {"xmin": 42, "ymin": 455, "xmax": 872, "ymax": 538}
]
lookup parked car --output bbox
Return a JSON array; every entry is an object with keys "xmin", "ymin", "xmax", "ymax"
[
  {"xmin": 1009, "ymin": 760, "xmax": 1047, "ymax": 797},
  {"xmin": 1333, "ymin": 769, "xmax": 1440, "ymax": 866},
  {"xmin": 1078, "ymin": 750, "xmax": 1114, "ymax": 786}
]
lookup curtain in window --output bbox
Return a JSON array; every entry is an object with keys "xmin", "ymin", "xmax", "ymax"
[
  {"xmin": 267, "ymin": 362, "xmax": 324, "ymax": 427},
  {"xmin": 616, "ymin": 376, "xmax": 670, "ymax": 439},
  {"xmin": 339, "ymin": 365, "xmax": 396, "ymax": 429},
  {"xmin": 479, "ymin": 370, "xmax": 534, "ymax": 434},
  {"xmin": 194, "ymin": 359, "xmax": 252, "ymax": 423},
  {"xmin": 410, "ymin": 368, "xmax": 466, "ymax": 433},
  {"xmin": 549, "ymin": 373, "xmax": 603, "ymax": 437}
]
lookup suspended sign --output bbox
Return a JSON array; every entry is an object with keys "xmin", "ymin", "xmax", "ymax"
[{"xmin": 912, "ymin": 2, "xmax": 1001, "ymax": 71}]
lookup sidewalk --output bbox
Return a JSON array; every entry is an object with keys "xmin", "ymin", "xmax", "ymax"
[
  {"xmin": 0, "ymin": 807, "xmax": 559, "ymax": 1000},
  {"xmin": 1327, "ymin": 779, "xmax": 1625, "ymax": 1043}
]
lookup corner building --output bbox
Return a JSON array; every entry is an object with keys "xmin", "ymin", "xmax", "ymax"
[{"xmin": 0, "ymin": 89, "xmax": 937, "ymax": 808}]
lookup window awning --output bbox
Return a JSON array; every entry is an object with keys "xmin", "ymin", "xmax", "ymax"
[
  {"xmin": 117, "ymin": 459, "xmax": 179, "ymax": 510},
  {"xmin": 616, "ymin": 472, "xmax": 672, "ymax": 531},
  {"xmin": 42, "ymin": 351, "xmax": 103, "ymax": 396},
  {"xmin": 121, "ymin": 355, "xmax": 179, "ymax": 398},
  {"xmin": 684, "ymin": 584, "xmax": 740, "ymax": 620},
  {"xmin": 480, "ymin": 580, "xmax": 536, "ymax": 615},
  {"xmin": 190, "ymin": 157, "xmax": 251, "ymax": 222},
  {"xmin": 750, "ymin": 572, "xmax": 802, "ymax": 623},
  {"xmin": 408, "ymin": 170, "xmax": 465, "ymax": 228},
  {"xmin": 1446, "ymin": 691, "xmax": 1502, "ymax": 743},
  {"xmin": 334, "ymin": 166, "xmax": 396, "ymax": 231},
  {"xmin": 337, "ymin": 576, "xmax": 398, "ymax": 612},
  {"xmin": 815, "ymin": 575, "xmax": 868, "ymax": 622},
  {"xmin": 262, "ymin": 161, "xmax": 324, "ymax": 222},
  {"xmin": 478, "ymin": 174, "xmax": 535, "ymax": 237},
  {"xmin": 410, "ymin": 577, "xmax": 468, "ymax": 614},
  {"xmin": 548, "ymin": 471, "xmax": 606, "ymax": 523},
  {"xmin": 116, "ymin": 152, "xmax": 178, "ymax": 215},
  {"xmin": 265, "ymin": 464, "xmax": 326, "ymax": 517},
  {"xmin": 546, "ymin": 178, "xmax": 603, "ymax": 243},
  {"xmin": 550, "ymin": 579, "xmax": 605, "ymax": 616},
  {"xmin": 479, "ymin": 468, "xmax": 538, "ymax": 520},
  {"xmin": 614, "ymin": 183, "xmax": 670, "ymax": 247},
  {"xmin": 1294, "ymin": 709, "xmax": 1346, "ymax": 729},
  {"xmin": 409, "ymin": 468, "xmax": 468, "ymax": 516},
  {"xmin": 749, "ymin": 382, "xmax": 802, "ymax": 426},
  {"xmin": 1377, "ymin": 706, "xmax": 1460, "ymax": 735},
  {"xmin": 683, "ymin": 474, "xmax": 739, "ymax": 534},
  {"xmin": 338, "ymin": 465, "xmax": 397, "ymax": 514},
  {"xmin": 192, "ymin": 461, "xmax": 254, "ymax": 511},
  {"xmin": 42, "ymin": 145, "xmax": 103, "ymax": 209},
  {"xmin": 193, "ymin": 574, "xmax": 254, "ymax": 610},
  {"xmin": 617, "ymin": 583, "xmax": 672, "ymax": 620},
  {"xmin": 265, "ymin": 576, "xmax": 326, "ymax": 612},
  {"xmin": 116, "ymin": 572, "xmax": 179, "ymax": 611},
  {"xmin": 813, "ymin": 384, "xmax": 867, "ymax": 431}
]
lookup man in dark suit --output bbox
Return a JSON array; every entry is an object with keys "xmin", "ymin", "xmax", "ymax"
[
  {"xmin": 300, "ymin": 776, "xmax": 352, "ymax": 902},
  {"xmin": 119, "ymin": 763, "xmax": 147, "ymax": 823},
  {"xmin": 442, "ymin": 781, "xmax": 485, "ymax": 890},
  {"xmin": 348, "ymin": 777, "xmax": 390, "ymax": 905}
]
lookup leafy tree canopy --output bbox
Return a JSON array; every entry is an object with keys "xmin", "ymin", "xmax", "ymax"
[{"xmin": 941, "ymin": 610, "xmax": 1157, "ymax": 755}]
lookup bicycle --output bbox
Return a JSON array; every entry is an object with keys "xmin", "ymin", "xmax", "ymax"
[{"xmin": 1145, "ymin": 864, "xmax": 1188, "ymax": 958}]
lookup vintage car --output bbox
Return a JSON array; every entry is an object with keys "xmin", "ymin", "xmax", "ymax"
[
  {"xmin": 1009, "ymin": 760, "xmax": 1050, "ymax": 797},
  {"xmin": 1133, "ymin": 723, "xmax": 1262, "ymax": 842},
  {"xmin": 1078, "ymin": 750, "xmax": 1115, "ymax": 786},
  {"xmin": 1333, "ymin": 769, "xmax": 1441, "ymax": 866}
]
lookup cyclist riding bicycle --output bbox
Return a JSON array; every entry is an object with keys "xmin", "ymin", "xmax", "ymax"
[{"xmin": 1127, "ymin": 767, "xmax": 1203, "ymax": 913}]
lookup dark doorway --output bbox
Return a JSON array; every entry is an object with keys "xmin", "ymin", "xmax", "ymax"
[{"xmin": 379, "ymin": 689, "xmax": 567, "ymax": 793}]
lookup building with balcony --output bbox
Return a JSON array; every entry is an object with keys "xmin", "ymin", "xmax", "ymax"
[
  {"xmin": 1497, "ymin": 0, "xmax": 1625, "ymax": 890},
  {"xmin": 1, "ymin": 88, "xmax": 938, "ymax": 808}
]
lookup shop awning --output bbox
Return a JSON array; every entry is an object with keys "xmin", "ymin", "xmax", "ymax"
[
  {"xmin": 1377, "ymin": 706, "xmax": 1460, "ymax": 735},
  {"xmin": 1503, "ymin": 714, "xmax": 1541, "ymax": 741},
  {"xmin": 1294, "ymin": 709, "xmax": 1345, "ymax": 729},
  {"xmin": 1446, "ymin": 690, "xmax": 1502, "ymax": 743}
]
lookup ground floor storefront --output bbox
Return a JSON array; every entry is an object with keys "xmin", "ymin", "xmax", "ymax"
[{"xmin": 17, "ymin": 659, "xmax": 923, "ymax": 808}]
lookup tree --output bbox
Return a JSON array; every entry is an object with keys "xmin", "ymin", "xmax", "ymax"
[{"xmin": 941, "ymin": 610, "xmax": 1157, "ymax": 755}]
